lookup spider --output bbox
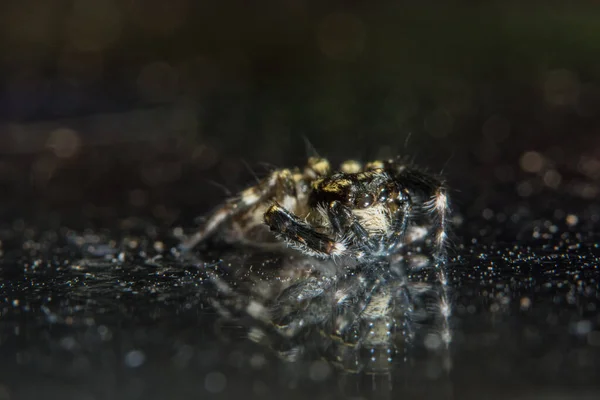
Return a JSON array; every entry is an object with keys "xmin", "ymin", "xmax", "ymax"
[{"xmin": 181, "ymin": 156, "xmax": 450, "ymax": 282}]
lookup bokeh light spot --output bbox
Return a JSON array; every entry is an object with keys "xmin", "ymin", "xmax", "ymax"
[
  {"xmin": 47, "ymin": 128, "xmax": 81, "ymax": 158},
  {"xmin": 520, "ymin": 151, "xmax": 544, "ymax": 173},
  {"xmin": 543, "ymin": 169, "xmax": 562, "ymax": 189},
  {"xmin": 204, "ymin": 371, "xmax": 227, "ymax": 393},
  {"xmin": 578, "ymin": 156, "xmax": 600, "ymax": 180},
  {"xmin": 308, "ymin": 360, "xmax": 331, "ymax": 382},
  {"xmin": 565, "ymin": 214, "xmax": 579, "ymax": 227},
  {"xmin": 124, "ymin": 349, "xmax": 146, "ymax": 368}
]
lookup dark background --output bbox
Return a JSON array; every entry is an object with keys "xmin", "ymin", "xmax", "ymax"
[
  {"xmin": 0, "ymin": 0, "xmax": 598, "ymax": 230},
  {"xmin": 1, "ymin": 1, "xmax": 599, "ymax": 399}
]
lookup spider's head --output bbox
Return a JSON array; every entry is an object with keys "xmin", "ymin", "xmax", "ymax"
[{"xmin": 309, "ymin": 169, "xmax": 409, "ymax": 235}]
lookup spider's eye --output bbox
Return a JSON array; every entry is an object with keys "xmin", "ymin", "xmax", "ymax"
[
  {"xmin": 378, "ymin": 188, "xmax": 390, "ymax": 202},
  {"xmin": 355, "ymin": 192, "xmax": 375, "ymax": 208}
]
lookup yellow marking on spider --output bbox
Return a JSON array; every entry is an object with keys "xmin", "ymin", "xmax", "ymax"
[
  {"xmin": 263, "ymin": 204, "xmax": 282, "ymax": 225},
  {"xmin": 322, "ymin": 179, "xmax": 352, "ymax": 193},
  {"xmin": 340, "ymin": 160, "xmax": 362, "ymax": 174},
  {"xmin": 311, "ymin": 178, "xmax": 324, "ymax": 190},
  {"xmin": 365, "ymin": 160, "xmax": 385, "ymax": 170},
  {"xmin": 241, "ymin": 187, "xmax": 261, "ymax": 205},
  {"xmin": 356, "ymin": 170, "xmax": 382, "ymax": 181},
  {"xmin": 277, "ymin": 169, "xmax": 293, "ymax": 179},
  {"xmin": 307, "ymin": 157, "xmax": 331, "ymax": 176}
]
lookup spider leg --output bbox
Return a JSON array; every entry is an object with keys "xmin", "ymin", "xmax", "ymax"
[
  {"xmin": 389, "ymin": 166, "xmax": 450, "ymax": 271},
  {"xmin": 264, "ymin": 203, "xmax": 350, "ymax": 259},
  {"xmin": 180, "ymin": 169, "xmax": 298, "ymax": 251},
  {"xmin": 386, "ymin": 194, "xmax": 413, "ymax": 253},
  {"xmin": 327, "ymin": 201, "xmax": 374, "ymax": 251}
]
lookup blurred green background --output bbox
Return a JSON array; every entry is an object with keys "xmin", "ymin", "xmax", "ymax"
[{"xmin": 0, "ymin": 0, "xmax": 598, "ymax": 227}]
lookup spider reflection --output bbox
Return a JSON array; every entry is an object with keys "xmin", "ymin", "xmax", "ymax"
[{"xmin": 203, "ymin": 249, "xmax": 451, "ymax": 389}]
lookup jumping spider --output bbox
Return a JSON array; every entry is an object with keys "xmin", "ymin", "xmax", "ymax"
[{"xmin": 182, "ymin": 157, "xmax": 450, "ymax": 277}]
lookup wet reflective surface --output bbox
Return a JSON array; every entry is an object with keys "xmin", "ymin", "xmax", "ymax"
[{"xmin": 1, "ymin": 200, "xmax": 599, "ymax": 399}]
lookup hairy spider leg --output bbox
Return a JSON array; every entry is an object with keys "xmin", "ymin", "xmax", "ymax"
[
  {"xmin": 270, "ymin": 276, "xmax": 339, "ymax": 338},
  {"xmin": 181, "ymin": 157, "xmax": 332, "ymax": 251},
  {"xmin": 264, "ymin": 203, "xmax": 358, "ymax": 259},
  {"xmin": 180, "ymin": 169, "xmax": 298, "ymax": 250},
  {"xmin": 388, "ymin": 167, "xmax": 449, "ymax": 271},
  {"xmin": 327, "ymin": 200, "xmax": 374, "ymax": 252},
  {"xmin": 385, "ymin": 191, "xmax": 413, "ymax": 253}
]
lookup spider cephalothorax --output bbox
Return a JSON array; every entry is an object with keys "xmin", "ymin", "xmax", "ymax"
[
  {"xmin": 181, "ymin": 156, "xmax": 450, "ymax": 273},
  {"xmin": 267, "ymin": 167, "xmax": 413, "ymax": 260}
]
